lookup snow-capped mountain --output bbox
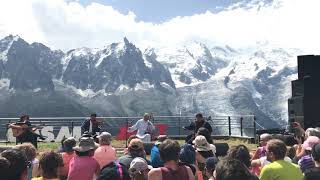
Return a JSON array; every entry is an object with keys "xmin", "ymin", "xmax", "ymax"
[{"xmin": 0, "ymin": 35, "xmax": 302, "ymax": 127}]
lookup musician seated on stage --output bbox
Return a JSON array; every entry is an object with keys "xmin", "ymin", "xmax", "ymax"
[
  {"xmin": 127, "ymin": 113, "xmax": 155, "ymax": 142},
  {"xmin": 8, "ymin": 115, "xmax": 39, "ymax": 148},
  {"xmin": 183, "ymin": 113, "xmax": 213, "ymax": 144},
  {"xmin": 81, "ymin": 113, "xmax": 102, "ymax": 135}
]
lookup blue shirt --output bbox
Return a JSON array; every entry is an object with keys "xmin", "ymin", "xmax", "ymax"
[{"xmin": 150, "ymin": 145, "xmax": 163, "ymax": 168}]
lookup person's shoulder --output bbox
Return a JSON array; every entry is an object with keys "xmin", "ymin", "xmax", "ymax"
[{"xmin": 148, "ymin": 167, "xmax": 162, "ymax": 176}]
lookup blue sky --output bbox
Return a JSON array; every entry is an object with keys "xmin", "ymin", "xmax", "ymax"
[{"xmin": 78, "ymin": 0, "xmax": 250, "ymax": 23}]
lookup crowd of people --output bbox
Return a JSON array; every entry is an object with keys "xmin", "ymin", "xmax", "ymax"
[{"xmin": 1, "ymin": 114, "xmax": 320, "ymax": 180}]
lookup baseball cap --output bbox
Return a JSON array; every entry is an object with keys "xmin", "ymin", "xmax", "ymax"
[
  {"xmin": 63, "ymin": 137, "xmax": 76, "ymax": 152},
  {"xmin": 129, "ymin": 157, "xmax": 152, "ymax": 175}
]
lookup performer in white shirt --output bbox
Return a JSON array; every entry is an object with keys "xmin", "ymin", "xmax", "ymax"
[{"xmin": 128, "ymin": 113, "xmax": 155, "ymax": 142}]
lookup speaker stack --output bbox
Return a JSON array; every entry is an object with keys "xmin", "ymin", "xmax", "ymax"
[{"xmin": 288, "ymin": 55, "xmax": 320, "ymax": 129}]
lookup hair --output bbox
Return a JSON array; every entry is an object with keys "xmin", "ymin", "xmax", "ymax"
[
  {"xmin": 90, "ymin": 113, "xmax": 97, "ymax": 117},
  {"xmin": 197, "ymin": 127, "xmax": 213, "ymax": 144},
  {"xmin": 0, "ymin": 157, "xmax": 10, "ymax": 180},
  {"xmin": 215, "ymin": 159, "xmax": 256, "ymax": 180},
  {"xmin": 179, "ymin": 144, "xmax": 196, "ymax": 164},
  {"xmin": 19, "ymin": 115, "xmax": 29, "ymax": 121},
  {"xmin": 305, "ymin": 128, "xmax": 320, "ymax": 139},
  {"xmin": 39, "ymin": 151, "xmax": 63, "ymax": 178},
  {"xmin": 159, "ymin": 139, "xmax": 181, "ymax": 163},
  {"xmin": 128, "ymin": 135, "xmax": 138, "ymax": 144},
  {"xmin": 226, "ymin": 145, "xmax": 251, "ymax": 168},
  {"xmin": 100, "ymin": 138, "xmax": 111, "ymax": 145},
  {"xmin": 1, "ymin": 149, "xmax": 28, "ymax": 180},
  {"xmin": 286, "ymin": 146, "xmax": 296, "ymax": 160},
  {"xmin": 14, "ymin": 143, "xmax": 37, "ymax": 161},
  {"xmin": 75, "ymin": 150, "xmax": 92, "ymax": 156},
  {"xmin": 196, "ymin": 113, "xmax": 203, "ymax": 118},
  {"xmin": 131, "ymin": 173, "xmax": 146, "ymax": 180},
  {"xmin": 267, "ymin": 139, "xmax": 287, "ymax": 160},
  {"xmin": 128, "ymin": 148, "xmax": 145, "ymax": 158}
]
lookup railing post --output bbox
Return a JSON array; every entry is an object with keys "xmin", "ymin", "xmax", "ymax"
[
  {"xmin": 253, "ymin": 116, "xmax": 257, "ymax": 143},
  {"xmin": 240, "ymin": 117, "xmax": 243, "ymax": 137},
  {"xmin": 178, "ymin": 116, "xmax": 181, "ymax": 137},
  {"xmin": 71, "ymin": 121, "xmax": 74, "ymax": 137},
  {"xmin": 228, "ymin": 116, "xmax": 231, "ymax": 136},
  {"xmin": 125, "ymin": 118, "xmax": 128, "ymax": 148}
]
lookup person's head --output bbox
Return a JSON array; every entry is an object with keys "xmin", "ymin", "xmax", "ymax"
[
  {"xmin": 97, "ymin": 132, "xmax": 112, "ymax": 146},
  {"xmin": 13, "ymin": 143, "xmax": 37, "ymax": 162},
  {"xmin": 39, "ymin": 151, "xmax": 64, "ymax": 178},
  {"xmin": 215, "ymin": 159, "xmax": 255, "ymax": 180},
  {"xmin": 197, "ymin": 127, "xmax": 212, "ymax": 144},
  {"xmin": 90, "ymin": 113, "xmax": 97, "ymax": 120},
  {"xmin": 259, "ymin": 133, "xmax": 272, "ymax": 146},
  {"xmin": 312, "ymin": 144, "xmax": 320, "ymax": 165},
  {"xmin": 305, "ymin": 128, "xmax": 320, "ymax": 139},
  {"xmin": 1, "ymin": 148, "xmax": 28, "ymax": 180},
  {"xmin": 0, "ymin": 157, "xmax": 10, "ymax": 180},
  {"xmin": 74, "ymin": 137, "xmax": 97, "ymax": 157},
  {"xmin": 266, "ymin": 139, "xmax": 287, "ymax": 162},
  {"xmin": 159, "ymin": 139, "xmax": 180, "ymax": 163},
  {"xmin": 128, "ymin": 138, "xmax": 145, "ymax": 157},
  {"xmin": 205, "ymin": 157, "xmax": 219, "ymax": 178},
  {"xmin": 179, "ymin": 144, "xmax": 196, "ymax": 164},
  {"xmin": 303, "ymin": 136, "xmax": 320, "ymax": 152},
  {"xmin": 63, "ymin": 137, "xmax": 76, "ymax": 153},
  {"xmin": 193, "ymin": 135, "xmax": 213, "ymax": 152},
  {"xmin": 19, "ymin": 115, "xmax": 29, "ymax": 122},
  {"xmin": 129, "ymin": 157, "xmax": 152, "ymax": 180},
  {"xmin": 143, "ymin": 113, "xmax": 150, "ymax": 121},
  {"xmin": 226, "ymin": 145, "xmax": 251, "ymax": 168},
  {"xmin": 195, "ymin": 113, "xmax": 204, "ymax": 122},
  {"xmin": 286, "ymin": 146, "xmax": 296, "ymax": 160}
]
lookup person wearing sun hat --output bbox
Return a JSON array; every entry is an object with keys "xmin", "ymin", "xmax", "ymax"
[
  {"xmin": 151, "ymin": 135, "xmax": 168, "ymax": 168},
  {"xmin": 298, "ymin": 136, "xmax": 320, "ymax": 173},
  {"xmin": 94, "ymin": 132, "xmax": 117, "ymax": 169},
  {"xmin": 68, "ymin": 137, "xmax": 100, "ymax": 180},
  {"xmin": 129, "ymin": 157, "xmax": 153, "ymax": 180},
  {"xmin": 304, "ymin": 143, "xmax": 320, "ymax": 180},
  {"xmin": 193, "ymin": 135, "xmax": 216, "ymax": 173}
]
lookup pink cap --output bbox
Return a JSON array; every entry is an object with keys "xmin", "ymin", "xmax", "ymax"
[{"xmin": 303, "ymin": 136, "xmax": 320, "ymax": 150}]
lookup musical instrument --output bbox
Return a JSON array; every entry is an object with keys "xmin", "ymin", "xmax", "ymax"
[{"xmin": 8, "ymin": 122, "xmax": 41, "ymax": 137}]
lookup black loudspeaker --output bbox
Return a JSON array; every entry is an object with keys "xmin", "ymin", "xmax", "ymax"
[
  {"xmin": 214, "ymin": 143, "xmax": 229, "ymax": 157},
  {"xmin": 289, "ymin": 55, "xmax": 320, "ymax": 129}
]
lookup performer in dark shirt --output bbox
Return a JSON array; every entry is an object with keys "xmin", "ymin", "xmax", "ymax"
[
  {"xmin": 8, "ymin": 115, "xmax": 39, "ymax": 148},
  {"xmin": 81, "ymin": 113, "xmax": 102, "ymax": 135},
  {"xmin": 183, "ymin": 113, "xmax": 213, "ymax": 144}
]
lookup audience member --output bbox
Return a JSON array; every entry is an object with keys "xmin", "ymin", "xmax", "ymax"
[
  {"xmin": 68, "ymin": 137, "xmax": 100, "ymax": 180},
  {"xmin": 94, "ymin": 132, "xmax": 117, "ymax": 169},
  {"xmin": 196, "ymin": 127, "xmax": 213, "ymax": 144},
  {"xmin": 304, "ymin": 143, "xmax": 320, "ymax": 180},
  {"xmin": 179, "ymin": 143, "xmax": 197, "ymax": 175},
  {"xmin": 119, "ymin": 138, "xmax": 150, "ymax": 169},
  {"xmin": 226, "ymin": 144, "xmax": 251, "ymax": 168},
  {"xmin": 98, "ymin": 161, "xmax": 131, "ymax": 180},
  {"xmin": 14, "ymin": 143, "xmax": 39, "ymax": 180},
  {"xmin": 60, "ymin": 137, "xmax": 76, "ymax": 179},
  {"xmin": 151, "ymin": 135, "xmax": 167, "ymax": 168},
  {"xmin": 252, "ymin": 133, "xmax": 272, "ymax": 160},
  {"xmin": 129, "ymin": 157, "xmax": 153, "ymax": 180},
  {"xmin": 124, "ymin": 135, "xmax": 138, "ymax": 155},
  {"xmin": 148, "ymin": 139, "xmax": 195, "ymax": 180},
  {"xmin": 193, "ymin": 135, "xmax": 215, "ymax": 172},
  {"xmin": 298, "ymin": 136, "xmax": 320, "ymax": 173},
  {"xmin": 0, "ymin": 157, "xmax": 10, "ymax": 180},
  {"xmin": 260, "ymin": 139, "xmax": 303, "ymax": 180},
  {"xmin": 205, "ymin": 157, "xmax": 219, "ymax": 180},
  {"xmin": 215, "ymin": 159, "xmax": 258, "ymax": 180},
  {"xmin": 1, "ymin": 148, "xmax": 28, "ymax": 180},
  {"xmin": 31, "ymin": 151, "xmax": 64, "ymax": 180}
]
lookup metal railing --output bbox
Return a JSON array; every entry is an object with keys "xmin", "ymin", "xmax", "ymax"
[{"xmin": 0, "ymin": 115, "xmax": 257, "ymax": 142}]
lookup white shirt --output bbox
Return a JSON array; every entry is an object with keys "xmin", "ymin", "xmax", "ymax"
[
  {"xmin": 128, "ymin": 119, "xmax": 155, "ymax": 138},
  {"xmin": 260, "ymin": 156, "xmax": 292, "ymax": 167}
]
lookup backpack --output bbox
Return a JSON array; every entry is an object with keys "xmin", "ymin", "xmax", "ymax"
[{"xmin": 98, "ymin": 161, "xmax": 130, "ymax": 180}]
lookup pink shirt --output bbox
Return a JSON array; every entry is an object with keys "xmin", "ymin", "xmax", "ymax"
[
  {"xmin": 61, "ymin": 152, "xmax": 76, "ymax": 177},
  {"xmin": 94, "ymin": 145, "xmax": 117, "ymax": 169},
  {"xmin": 68, "ymin": 156, "xmax": 100, "ymax": 180}
]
